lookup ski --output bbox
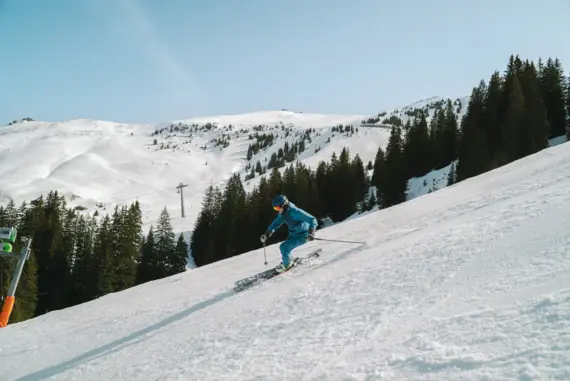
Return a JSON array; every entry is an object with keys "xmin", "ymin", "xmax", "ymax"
[{"xmin": 233, "ymin": 249, "xmax": 321, "ymax": 292}]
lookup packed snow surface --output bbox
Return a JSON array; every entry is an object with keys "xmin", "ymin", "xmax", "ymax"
[{"xmin": 1, "ymin": 140, "xmax": 570, "ymax": 380}]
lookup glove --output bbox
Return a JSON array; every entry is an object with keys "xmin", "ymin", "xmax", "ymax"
[
  {"xmin": 307, "ymin": 228, "xmax": 316, "ymax": 242},
  {"xmin": 260, "ymin": 230, "xmax": 273, "ymax": 243}
]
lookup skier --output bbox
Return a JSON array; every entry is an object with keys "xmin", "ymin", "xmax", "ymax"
[{"xmin": 260, "ymin": 195, "xmax": 318, "ymax": 272}]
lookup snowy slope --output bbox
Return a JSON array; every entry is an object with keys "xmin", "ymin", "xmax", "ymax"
[
  {"xmin": 362, "ymin": 95, "xmax": 470, "ymax": 128},
  {"xmin": 0, "ymin": 98, "xmax": 466, "ymax": 235},
  {"xmin": 0, "ymin": 112, "xmax": 384, "ymax": 232},
  {"xmin": 1, "ymin": 139, "xmax": 570, "ymax": 380}
]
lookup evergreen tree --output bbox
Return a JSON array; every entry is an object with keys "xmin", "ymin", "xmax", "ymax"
[
  {"xmin": 370, "ymin": 146, "xmax": 388, "ymax": 207},
  {"xmin": 539, "ymin": 58, "xmax": 567, "ymax": 138},
  {"xmin": 380, "ymin": 125, "xmax": 407, "ymax": 207},
  {"xmin": 520, "ymin": 60, "xmax": 549, "ymax": 156},
  {"xmin": 30, "ymin": 191, "xmax": 71, "ymax": 314},
  {"xmin": 294, "ymin": 162, "xmax": 322, "ymax": 221},
  {"xmin": 268, "ymin": 167, "xmax": 283, "ymax": 196},
  {"xmin": 430, "ymin": 108, "xmax": 446, "ymax": 168},
  {"xmin": 326, "ymin": 148, "xmax": 357, "ymax": 221},
  {"xmin": 190, "ymin": 186, "xmax": 218, "ymax": 267},
  {"xmin": 352, "ymin": 154, "xmax": 368, "ymax": 207},
  {"xmin": 483, "ymin": 71, "xmax": 504, "ymax": 167},
  {"xmin": 69, "ymin": 215, "xmax": 96, "ymax": 304},
  {"xmin": 503, "ymin": 71, "xmax": 526, "ymax": 161},
  {"xmin": 315, "ymin": 161, "xmax": 331, "ymax": 219},
  {"xmin": 456, "ymin": 81, "xmax": 489, "ymax": 181},
  {"xmin": 171, "ymin": 234, "xmax": 189, "ymax": 275},
  {"xmin": 404, "ymin": 111, "xmax": 433, "ymax": 178},
  {"xmin": 137, "ymin": 226, "xmax": 158, "ymax": 284},
  {"xmin": 214, "ymin": 174, "xmax": 247, "ymax": 259},
  {"xmin": 447, "ymin": 162, "xmax": 457, "ymax": 186},
  {"xmin": 442, "ymin": 101, "xmax": 459, "ymax": 166},
  {"xmin": 92, "ymin": 215, "xmax": 114, "ymax": 298},
  {"xmin": 111, "ymin": 203, "xmax": 142, "ymax": 292},
  {"xmin": 155, "ymin": 207, "xmax": 175, "ymax": 278}
]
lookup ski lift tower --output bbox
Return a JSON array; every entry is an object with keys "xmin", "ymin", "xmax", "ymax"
[{"xmin": 0, "ymin": 227, "xmax": 32, "ymax": 328}]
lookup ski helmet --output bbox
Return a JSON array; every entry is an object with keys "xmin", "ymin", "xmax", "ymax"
[{"xmin": 272, "ymin": 195, "xmax": 288, "ymax": 211}]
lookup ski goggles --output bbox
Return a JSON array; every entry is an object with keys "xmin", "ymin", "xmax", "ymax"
[{"xmin": 273, "ymin": 205, "xmax": 282, "ymax": 211}]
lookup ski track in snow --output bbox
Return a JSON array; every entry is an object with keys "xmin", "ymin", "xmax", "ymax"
[{"xmin": 1, "ymin": 144, "xmax": 570, "ymax": 379}]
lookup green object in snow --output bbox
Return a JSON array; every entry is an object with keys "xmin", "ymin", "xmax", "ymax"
[{"xmin": 1, "ymin": 241, "xmax": 12, "ymax": 253}]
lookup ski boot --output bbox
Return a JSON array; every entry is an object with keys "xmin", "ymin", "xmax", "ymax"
[{"xmin": 275, "ymin": 260, "xmax": 296, "ymax": 273}]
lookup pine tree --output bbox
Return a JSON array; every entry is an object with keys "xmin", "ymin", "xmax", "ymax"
[
  {"xmin": 281, "ymin": 165, "xmax": 297, "ymax": 202},
  {"xmin": 190, "ymin": 186, "xmax": 218, "ymax": 267},
  {"xmin": 69, "ymin": 214, "xmax": 96, "ymax": 304},
  {"xmin": 430, "ymin": 108, "xmax": 446, "ymax": 168},
  {"xmin": 170, "ymin": 234, "xmax": 189, "ymax": 275},
  {"xmin": 352, "ymin": 154, "xmax": 368, "ymax": 207},
  {"xmin": 32, "ymin": 191, "xmax": 72, "ymax": 314},
  {"xmin": 137, "ymin": 226, "xmax": 158, "ymax": 284},
  {"xmin": 326, "ymin": 147, "xmax": 358, "ymax": 221},
  {"xmin": 404, "ymin": 111, "xmax": 433, "ymax": 178},
  {"xmin": 92, "ymin": 215, "xmax": 114, "ymax": 298},
  {"xmin": 447, "ymin": 162, "xmax": 456, "ymax": 186},
  {"xmin": 294, "ymin": 162, "xmax": 321, "ymax": 221},
  {"xmin": 442, "ymin": 101, "xmax": 459, "ymax": 166},
  {"xmin": 215, "ymin": 174, "xmax": 247, "ymax": 259},
  {"xmin": 268, "ymin": 167, "xmax": 283, "ymax": 196},
  {"xmin": 381, "ymin": 125, "xmax": 407, "ymax": 207},
  {"xmin": 503, "ymin": 72, "xmax": 526, "ymax": 161},
  {"xmin": 456, "ymin": 81, "xmax": 489, "ymax": 181},
  {"xmin": 155, "ymin": 207, "xmax": 175, "ymax": 278},
  {"xmin": 483, "ymin": 71, "xmax": 504, "ymax": 167},
  {"xmin": 520, "ymin": 60, "xmax": 549, "ymax": 155},
  {"xmin": 315, "ymin": 161, "xmax": 331, "ymax": 219},
  {"xmin": 110, "ymin": 203, "xmax": 141, "ymax": 292},
  {"xmin": 371, "ymin": 146, "xmax": 388, "ymax": 208},
  {"xmin": 539, "ymin": 58, "xmax": 567, "ymax": 139}
]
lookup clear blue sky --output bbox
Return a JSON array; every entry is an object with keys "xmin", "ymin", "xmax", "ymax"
[{"xmin": 1, "ymin": 0, "xmax": 569, "ymax": 124}]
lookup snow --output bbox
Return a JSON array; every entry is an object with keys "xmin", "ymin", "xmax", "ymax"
[
  {"xmin": 1, "ymin": 136, "xmax": 570, "ymax": 380},
  {"xmin": 0, "ymin": 111, "xmax": 386, "ymax": 235},
  {"xmin": 0, "ymin": 97, "xmax": 473, "ymax": 237},
  {"xmin": 2, "ymin": 98, "xmax": 464, "ymax": 238}
]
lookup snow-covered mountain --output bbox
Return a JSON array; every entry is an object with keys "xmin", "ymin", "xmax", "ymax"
[
  {"xmin": 1, "ymin": 129, "xmax": 570, "ymax": 380},
  {"xmin": 0, "ymin": 96, "xmax": 467, "ymax": 236}
]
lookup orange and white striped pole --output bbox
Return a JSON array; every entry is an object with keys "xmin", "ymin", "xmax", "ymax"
[{"xmin": 0, "ymin": 236, "xmax": 32, "ymax": 328}]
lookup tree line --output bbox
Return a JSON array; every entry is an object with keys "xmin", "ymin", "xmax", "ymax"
[
  {"xmin": 371, "ymin": 54, "xmax": 569, "ymax": 206},
  {"xmin": 190, "ymin": 148, "xmax": 369, "ymax": 267},
  {"xmin": 456, "ymin": 55, "xmax": 568, "ymax": 181},
  {"xmin": 193, "ymin": 54, "xmax": 569, "ymax": 265},
  {"xmin": 0, "ymin": 192, "xmax": 188, "ymax": 324}
]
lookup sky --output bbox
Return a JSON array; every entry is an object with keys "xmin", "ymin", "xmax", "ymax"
[{"xmin": 1, "ymin": 0, "xmax": 569, "ymax": 124}]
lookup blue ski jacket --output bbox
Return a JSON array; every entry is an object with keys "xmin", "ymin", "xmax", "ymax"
[{"xmin": 267, "ymin": 202, "xmax": 318, "ymax": 238}]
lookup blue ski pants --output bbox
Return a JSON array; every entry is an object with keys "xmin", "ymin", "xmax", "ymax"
[{"xmin": 279, "ymin": 235, "xmax": 307, "ymax": 266}]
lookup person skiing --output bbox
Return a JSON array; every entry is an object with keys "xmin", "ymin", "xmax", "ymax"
[{"xmin": 260, "ymin": 195, "xmax": 318, "ymax": 272}]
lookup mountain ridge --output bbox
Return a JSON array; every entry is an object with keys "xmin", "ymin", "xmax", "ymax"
[{"xmin": 0, "ymin": 95, "xmax": 467, "ymax": 235}]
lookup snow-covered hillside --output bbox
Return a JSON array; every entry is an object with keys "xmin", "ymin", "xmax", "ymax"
[
  {"xmin": 361, "ymin": 95, "xmax": 470, "ymax": 128},
  {"xmin": 1, "ymin": 134, "xmax": 570, "ymax": 380},
  {"xmin": 0, "ymin": 97, "xmax": 465, "ymax": 235}
]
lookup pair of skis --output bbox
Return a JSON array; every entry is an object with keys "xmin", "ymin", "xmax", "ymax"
[{"xmin": 233, "ymin": 249, "xmax": 322, "ymax": 292}]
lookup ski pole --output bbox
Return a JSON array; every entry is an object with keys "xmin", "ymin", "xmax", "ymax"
[
  {"xmin": 314, "ymin": 237, "xmax": 365, "ymax": 245},
  {"xmin": 263, "ymin": 243, "xmax": 268, "ymax": 265}
]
